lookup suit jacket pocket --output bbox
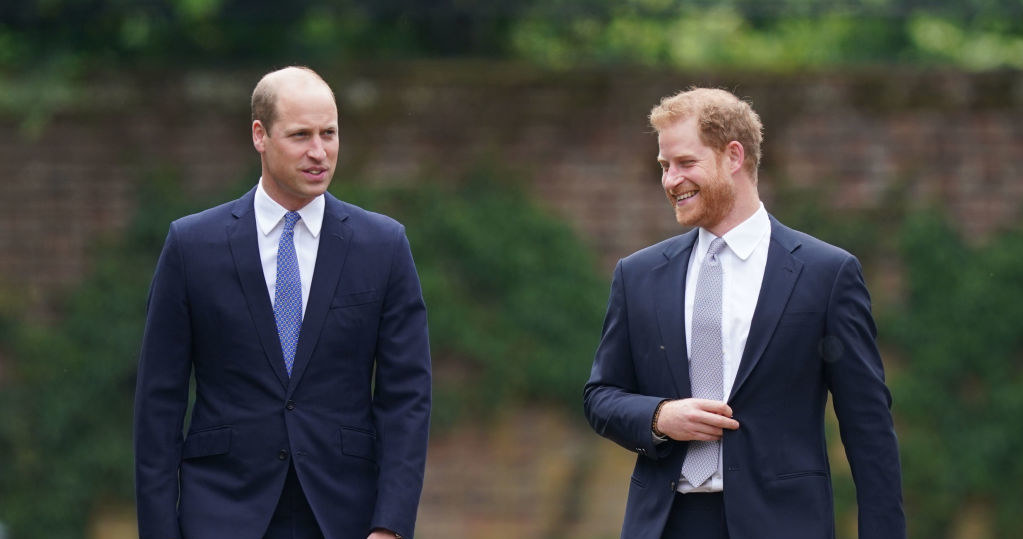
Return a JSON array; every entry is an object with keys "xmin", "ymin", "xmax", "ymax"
[
  {"xmin": 339, "ymin": 427, "xmax": 377, "ymax": 462},
  {"xmin": 330, "ymin": 289, "xmax": 382, "ymax": 308},
  {"xmin": 182, "ymin": 426, "xmax": 232, "ymax": 459},
  {"xmin": 775, "ymin": 469, "xmax": 827, "ymax": 480}
]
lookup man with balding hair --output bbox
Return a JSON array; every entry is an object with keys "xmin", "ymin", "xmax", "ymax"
[
  {"xmin": 584, "ymin": 88, "xmax": 904, "ymax": 538},
  {"xmin": 134, "ymin": 66, "xmax": 431, "ymax": 539}
]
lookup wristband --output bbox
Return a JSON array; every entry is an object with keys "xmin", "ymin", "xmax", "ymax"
[{"xmin": 651, "ymin": 399, "xmax": 669, "ymax": 439}]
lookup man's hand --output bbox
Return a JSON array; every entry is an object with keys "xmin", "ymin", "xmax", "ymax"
[
  {"xmin": 656, "ymin": 398, "xmax": 740, "ymax": 441},
  {"xmin": 368, "ymin": 530, "xmax": 399, "ymax": 539}
]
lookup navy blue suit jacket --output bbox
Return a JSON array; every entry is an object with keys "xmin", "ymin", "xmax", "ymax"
[
  {"xmin": 584, "ymin": 216, "xmax": 905, "ymax": 539},
  {"xmin": 134, "ymin": 188, "xmax": 431, "ymax": 539}
]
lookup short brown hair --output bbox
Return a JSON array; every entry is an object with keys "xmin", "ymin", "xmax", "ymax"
[
  {"xmin": 650, "ymin": 88, "xmax": 763, "ymax": 178},
  {"xmin": 251, "ymin": 66, "xmax": 333, "ymax": 134}
]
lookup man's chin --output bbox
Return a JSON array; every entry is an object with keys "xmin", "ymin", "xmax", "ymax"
[
  {"xmin": 301, "ymin": 182, "xmax": 332, "ymax": 197},
  {"xmin": 674, "ymin": 208, "xmax": 702, "ymax": 228}
]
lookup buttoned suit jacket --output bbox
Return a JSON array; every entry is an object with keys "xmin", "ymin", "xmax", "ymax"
[
  {"xmin": 134, "ymin": 187, "xmax": 432, "ymax": 539},
  {"xmin": 583, "ymin": 216, "xmax": 905, "ymax": 539}
]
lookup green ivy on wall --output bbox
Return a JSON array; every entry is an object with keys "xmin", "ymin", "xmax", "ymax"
[
  {"xmin": 336, "ymin": 170, "xmax": 608, "ymax": 427},
  {"xmin": 0, "ymin": 170, "xmax": 201, "ymax": 539},
  {"xmin": 885, "ymin": 211, "xmax": 1023, "ymax": 538}
]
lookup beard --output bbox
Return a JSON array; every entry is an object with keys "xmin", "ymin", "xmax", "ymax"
[{"xmin": 672, "ymin": 161, "xmax": 736, "ymax": 230}]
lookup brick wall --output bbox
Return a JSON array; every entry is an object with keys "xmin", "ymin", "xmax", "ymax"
[{"xmin": 4, "ymin": 65, "xmax": 1022, "ymax": 317}]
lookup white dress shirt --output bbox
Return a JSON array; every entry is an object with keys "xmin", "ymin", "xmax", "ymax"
[
  {"xmin": 678, "ymin": 202, "xmax": 771, "ymax": 493},
  {"xmin": 254, "ymin": 179, "xmax": 325, "ymax": 316}
]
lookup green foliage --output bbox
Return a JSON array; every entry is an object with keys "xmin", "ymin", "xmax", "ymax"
[
  {"xmin": 3, "ymin": 0, "xmax": 1023, "ymax": 78},
  {"xmin": 884, "ymin": 211, "xmax": 1023, "ymax": 538},
  {"xmin": 509, "ymin": 1, "xmax": 1023, "ymax": 70},
  {"xmin": 335, "ymin": 170, "xmax": 608, "ymax": 427},
  {"xmin": 0, "ymin": 0, "xmax": 523, "ymax": 73},
  {"xmin": 0, "ymin": 167, "xmax": 608, "ymax": 535},
  {"xmin": 0, "ymin": 169, "xmax": 202, "ymax": 539}
]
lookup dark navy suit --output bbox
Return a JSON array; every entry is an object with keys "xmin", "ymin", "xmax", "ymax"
[
  {"xmin": 584, "ymin": 217, "xmax": 904, "ymax": 539},
  {"xmin": 134, "ymin": 188, "xmax": 431, "ymax": 539}
]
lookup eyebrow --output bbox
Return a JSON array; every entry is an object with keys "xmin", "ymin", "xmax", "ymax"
[
  {"xmin": 657, "ymin": 153, "xmax": 696, "ymax": 163},
  {"xmin": 284, "ymin": 124, "xmax": 338, "ymax": 134}
]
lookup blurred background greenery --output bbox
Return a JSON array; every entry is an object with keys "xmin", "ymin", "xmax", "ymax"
[{"xmin": 2, "ymin": 0, "xmax": 1023, "ymax": 538}]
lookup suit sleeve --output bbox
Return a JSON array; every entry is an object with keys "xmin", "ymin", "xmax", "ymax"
[
  {"xmin": 583, "ymin": 260, "xmax": 672, "ymax": 460},
  {"xmin": 134, "ymin": 224, "xmax": 193, "ymax": 539},
  {"xmin": 370, "ymin": 226, "xmax": 432, "ymax": 538},
  {"xmin": 824, "ymin": 255, "xmax": 906, "ymax": 539}
]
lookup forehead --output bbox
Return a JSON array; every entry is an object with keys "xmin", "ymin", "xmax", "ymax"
[
  {"xmin": 273, "ymin": 84, "xmax": 338, "ymax": 129},
  {"xmin": 657, "ymin": 117, "xmax": 711, "ymax": 159}
]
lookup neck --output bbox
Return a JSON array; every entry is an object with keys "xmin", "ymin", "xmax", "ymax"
[{"xmin": 707, "ymin": 188, "xmax": 760, "ymax": 237}]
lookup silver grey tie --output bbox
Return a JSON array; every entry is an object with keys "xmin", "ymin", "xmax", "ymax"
[{"xmin": 681, "ymin": 237, "xmax": 726, "ymax": 487}]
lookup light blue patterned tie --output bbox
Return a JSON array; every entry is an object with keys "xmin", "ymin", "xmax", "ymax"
[
  {"xmin": 681, "ymin": 237, "xmax": 726, "ymax": 487},
  {"xmin": 274, "ymin": 211, "xmax": 303, "ymax": 377}
]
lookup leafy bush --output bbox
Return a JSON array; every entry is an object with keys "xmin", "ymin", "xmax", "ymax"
[
  {"xmin": 337, "ymin": 170, "xmax": 608, "ymax": 426},
  {"xmin": 885, "ymin": 211, "xmax": 1023, "ymax": 538},
  {"xmin": 0, "ymin": 169, "xmax": 201, "ymax": 539},
  {"xmin": 3, "ymin": 0, "xmax": 1023, "ymax": 75}
]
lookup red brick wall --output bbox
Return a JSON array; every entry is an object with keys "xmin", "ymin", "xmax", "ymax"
[{"xmin": 4, "ymin": 65, "xmax": 1021, "ymax": 317}]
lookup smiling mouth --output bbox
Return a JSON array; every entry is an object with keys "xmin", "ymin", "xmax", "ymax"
[{"xmin": 675, "ymin": 190, "xmax": 698, "ymax": 203}]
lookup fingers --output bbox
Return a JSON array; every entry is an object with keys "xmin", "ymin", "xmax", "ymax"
[
  {"xmin": 689, "ymin": 399, "xmax": 740, "ymax": 430},
  {"xmin": 687, "ymin": 423, "xmax": 726, "ymax": 441},
  {"xmin": 690, "ymin": 398, "xmax": 733, "ymax": 417},
  {"xmin": 656, "ymin": 398, "xmax": 742, "ymax": 441},
  {"xmin": 704, "ymin": 412, "xmax": 740, "ymax": 431}
]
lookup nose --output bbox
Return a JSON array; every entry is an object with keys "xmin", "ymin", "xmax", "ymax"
[
  {"xmin": 307, "ymin": 138, "xmax": 327, "ymax": 160},
  {"xmin": 663, "ymin": 169, "xmax": 684, "ymax": 190}
]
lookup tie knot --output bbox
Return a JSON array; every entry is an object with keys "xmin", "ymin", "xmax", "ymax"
[
  {"xmin": 283, "ymin": 211, "xmax": 301, "ymax": 232},
  {"xmin": 706, "ymin": 237, "xmax": 726, "ymax": 262}
]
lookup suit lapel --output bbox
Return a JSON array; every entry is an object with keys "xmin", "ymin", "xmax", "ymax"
[
  {"xmin": 728, "ymin": 217, "xmax": 803, "ymax": 401},
  {"xmin": 227, "ymin": 188, "xmax": 291, "ymax": 389},
  {"xmin": 286, "ymin": 195, "xmax": 352, "ymax": 393},
  {"xmin": 655, "ymin": 231, "xmax": 698, "ymax": 399}
]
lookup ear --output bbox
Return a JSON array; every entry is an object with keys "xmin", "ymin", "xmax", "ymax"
[
  {"xmin": 252, "ymin": 121, "xmax": 267, "ymax": 153},
  {"xmin": 724, "ymin": 140, "xmax": 745, "ymax": 174}
]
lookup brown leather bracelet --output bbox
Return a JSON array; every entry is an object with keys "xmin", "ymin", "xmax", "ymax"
[{"xmin": 651, "ymin": 399, "xmax": 669, "ymax": 438}]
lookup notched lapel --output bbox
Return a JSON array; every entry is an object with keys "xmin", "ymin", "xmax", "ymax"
[
  {"xmin": 729, "ymin": 228, "xmax": 803, "ymax": 401},
  {"xmin": 227, "ymin": 194, "xmax": 291, "ymax": 388},
  {"xmin": 655, "ymin": 233, "xmax": 698, "ymax": 399},
  {"xmin": 286, "ymin": 205, "xmax": 352, "ymax": 393}
]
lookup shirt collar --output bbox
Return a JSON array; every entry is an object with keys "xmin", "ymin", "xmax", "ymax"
[
  {"xmin": 255, "ymin": 178, "xmax": 325, "ymax": 238},
  {"xmin": 698, "ymin": 202, "xmax": 770, "ymax": 261}
]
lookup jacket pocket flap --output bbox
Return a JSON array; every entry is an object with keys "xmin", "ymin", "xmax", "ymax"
[
  {"xmin": 339, "ymin": 427, "xmax": 377, "ymax": 461},
  {"xmin": 331, "ymin": 289, "xmax": 381, "ymax": 308},
  {"xmin": 182, "ymin": 426, "xmax": 232, "ymax": 459}
]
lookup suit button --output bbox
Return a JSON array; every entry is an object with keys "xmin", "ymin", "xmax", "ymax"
[
  {"xmin": 278, "ymin": 450, "xmax": 289, "ymax": 460},
  {"xmin": 286, "ymin": 400, "xmax": 296, "ymax": 411},
  {"xmin": 670, "ymin": 481, "xmax": 677, "ymax": 491}
]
